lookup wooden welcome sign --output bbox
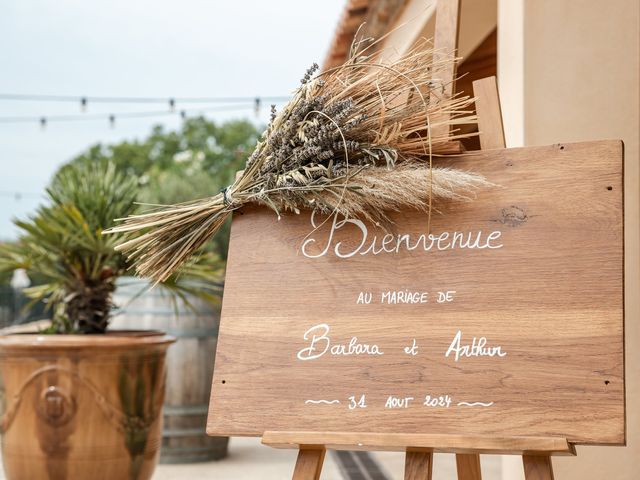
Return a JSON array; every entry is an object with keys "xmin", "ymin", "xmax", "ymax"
[{"xmin": 207, "ymin": 140, "xmax": 625, "ymax": 447}]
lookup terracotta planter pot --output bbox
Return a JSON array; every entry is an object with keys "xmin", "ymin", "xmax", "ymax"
[
  {"xmin": 112, "ymin": 278, "xmax": 229, "ymax": 463},
  {"xmin": 0, "ymin": 331, "xmax": 175, "ymax": 480}
]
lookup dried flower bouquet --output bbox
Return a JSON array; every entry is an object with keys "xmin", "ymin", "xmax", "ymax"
[{"xmin": 107, "ymin": 39, "xmax": 486, "ymax": 282}]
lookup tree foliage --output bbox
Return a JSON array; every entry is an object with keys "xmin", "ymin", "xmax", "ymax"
[{"xmin": 60, "ymin": 117, "xmax": 260, "ymax": 257}]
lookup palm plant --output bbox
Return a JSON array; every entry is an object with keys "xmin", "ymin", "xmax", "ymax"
[{"xmin": 0, "ymin": 161, "xmax": 223, "ymax": 334}]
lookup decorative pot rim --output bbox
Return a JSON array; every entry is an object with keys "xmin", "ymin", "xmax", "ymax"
[{"xmin": 0, "ymin": 330, "xmax": 176, "ymax": 350}]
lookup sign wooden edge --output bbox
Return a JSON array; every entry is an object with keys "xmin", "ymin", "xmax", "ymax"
[{"xmin": 206, "ymin": 139, "xmax": 628, "ymax": 449}]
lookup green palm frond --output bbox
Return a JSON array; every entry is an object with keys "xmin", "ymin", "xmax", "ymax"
[{"xmin": 1, "ymin": 161, "xmax": 225, "ymax": 334}]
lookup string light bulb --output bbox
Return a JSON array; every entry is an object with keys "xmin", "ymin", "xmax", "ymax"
[
  {"xmin": 80, "ymin": 97, "xmax": 87, "ymax": 112},
  {"xmin": 109, "ymin": 114, "xmax": 115, "ymax": 128}
]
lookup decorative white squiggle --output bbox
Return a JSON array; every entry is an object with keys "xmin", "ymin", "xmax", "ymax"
[
  {"xmin": 305, "ymin": 399, "xmax": 340, "ymax": 405},
  {"xmin": 457, "ymin": 401, "xmax": 494, "ymax": 407}
]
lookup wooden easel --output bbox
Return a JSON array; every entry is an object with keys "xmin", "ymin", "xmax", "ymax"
[
  {"xmin": 262, "ymin": 1, "xmax": 568, "ymax": 478},
  {"xmin": 259, "ymin": 68, "xmax": 570, "ymax": 478},
  {"xmin": 260, "ymin": 76, "xmax": 569, "ymax": 478},
  {"xmin": 261, "ymin": 76, "xmax": 568, "ymax": 478}
]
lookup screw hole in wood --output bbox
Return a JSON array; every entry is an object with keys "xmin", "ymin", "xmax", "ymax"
[
  {"xmin": 604, "ymin": 380, "xmax": 610, "ymax": 385},
  {"xmin": 607, "ymin": 186, "xmax": 613, "ymax": 191}
]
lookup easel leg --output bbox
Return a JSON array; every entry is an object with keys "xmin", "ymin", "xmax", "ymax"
[
  {"xmin": 404, "ymin": 450, "xmax": 433, "ymax": 480},
  {"xmin": 456, "ymin": 453, "xmax": 482, "ymax": 479},
  {"xmin": 472, "ymin": 76, "xmax": 506, "ymax": 150},
  {"xmin": 466, "ymin": 74, "xmax": 504, "ymax": 480},
  {"xmin": 523, "ymin": 455, "xmax": 554, "ymax": 480},
  {"xmin": 292, "ymin": 448, "xmax": 325, "ymax": 480}
]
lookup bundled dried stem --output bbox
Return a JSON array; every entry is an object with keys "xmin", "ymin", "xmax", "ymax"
[{"xmin": 106, "ymin": 38, "xmax": 486, "ymax": 282}]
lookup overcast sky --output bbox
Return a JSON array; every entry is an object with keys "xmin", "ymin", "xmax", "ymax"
[{"xmin": 0, "ymin": 0, "xmax": 345, "ymax": 239}]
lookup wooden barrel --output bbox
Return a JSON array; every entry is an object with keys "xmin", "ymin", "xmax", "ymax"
[{"xmin": 112, "ymin": 278, "xmax": 229, "ymax": 464}]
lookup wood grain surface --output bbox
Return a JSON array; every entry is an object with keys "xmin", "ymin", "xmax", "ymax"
[
  {"xmin": 456, "ymin": 453, "xmax": 482, "ymax": 479},
  {"xmin": 207, "ymin": 140, "xmax": 625, "ymax": 445},
  {"xmin": 404, "ymin": 450, "xmax": 433, "ymax": 480},
  {"xmin": 523, "ymin": 455, "xmax": 555, "ymax": 480},
  {"xmin": 292, "ymin": 448, "xmax": 325, "ymax": 480},
  {"xmin": 261, "ymin": 431, "xmax": 575, "ymax": 455},
  {"xmin": 473, "ymin": 76, "xmax": 505, "ymax": 150}
]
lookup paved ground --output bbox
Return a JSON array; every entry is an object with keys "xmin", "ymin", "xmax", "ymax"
[
  {"xmin": 154, "ymin": 437, "xmax": 504, "ymax": 480},
  {"xmin": 1, "ymin": 437, "xmax": 503, "ymax": 479},
  {"xmin": 155, "ymin": 437, "xmax": 344, "ymax": 479},
  {"xmin": 154, "ymin": 437, "xmax": 405, "ymax": 479}
]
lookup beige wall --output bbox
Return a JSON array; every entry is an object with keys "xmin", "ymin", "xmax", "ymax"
[{"xmin": 498, "ymin": 0, "xmax": 640, "ymax": 478}]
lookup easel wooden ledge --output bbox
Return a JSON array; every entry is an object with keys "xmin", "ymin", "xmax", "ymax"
[{"xmin": 262, "ymin": 431, "xmax": 575, "ymax": 479}]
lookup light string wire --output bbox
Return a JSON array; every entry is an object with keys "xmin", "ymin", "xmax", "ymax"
[
  {"xmin": 0, "ymin": 102, "xmax": 289, "ymax": 124},
  {"xmin": 0, "ymin": 93, "xmax": 290, "ymax": 104}
]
